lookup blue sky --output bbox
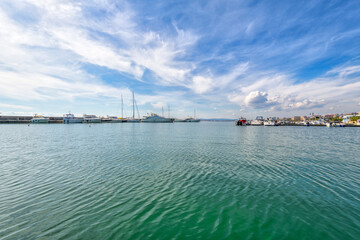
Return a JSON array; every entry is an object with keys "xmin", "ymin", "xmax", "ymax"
[{"xmin": 1, "ymin": 0, "xmax": 360, "ymax": 118}]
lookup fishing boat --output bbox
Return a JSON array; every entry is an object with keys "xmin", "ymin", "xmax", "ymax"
[
  {"xmin": 30, "ymin": 115, "xmax": 49, "ymax": 123},
  {"xmin": 63, "ymin": 113, "xmax": 83, "ymax": 123},
  {"xmin": 142, "ymin": 113, "xmax": 174, "ymax": 123},
  {"xmin": 83, "ymin": 114, "xmax": 101, "ymax": 123}
]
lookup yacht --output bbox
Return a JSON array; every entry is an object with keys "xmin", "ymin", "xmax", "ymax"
[
  {"xmin": 184, "ymin": 109, "xmax": 200, "ymax": 122},
  {"xmin": 142, "ymin": 113, "xmax": 174, "ymax": 123},
  {"xmin": 63, "ymin": 113, "xmax": 83, "ymax": 123},
  {"xmin": 30, "ymin": 115, "xmax": 49, "ymax": 123},
  {"xmin": 185, "ymin": 117, "xmax": 200, "ymax": 122},
  {"xmin": 106, "ymin": 116, "xmax": 123, "ymax": 123},
  {"xmin": 264, "ymin": 120, "xmax": 278, "ymax": 126},
  {"xmin": 174, "ymin": 119, "xmax": 187, "ymax": 122},
  {"xmin": 83, "ymin": 114, "xmax": 101, "ymax": 123},
  {"xmin": 251, "ymin": 119, "xmax": 263, "ymax": 126}
]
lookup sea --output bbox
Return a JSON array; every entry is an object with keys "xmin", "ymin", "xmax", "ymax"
[{"xmin": 0, "ymin": 122, "xmax": 359, "ymax": 239}]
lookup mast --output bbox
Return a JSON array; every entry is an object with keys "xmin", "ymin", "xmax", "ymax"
[
  {"xmin": 121, "ymin": 95, "xmax": 123, "ymax": 119},
  {"xmin": 162, "ymin": 106, "xmax": 164, "ymax": 117},
  {"xmin": 168, "ymin": 105, "xmax": 170, "ymax": 118},
  {"xmin": 132, "ymin": 91, "xmax": 135, "ymax": 119},
  {"xmin": 194, "ymin": 109, "xmax": 196, "ymax": 119}
]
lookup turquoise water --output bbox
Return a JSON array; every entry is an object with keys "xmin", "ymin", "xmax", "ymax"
[{"xmin": 0, "ymin": 122, "xmax": 359, "ymax": 239}]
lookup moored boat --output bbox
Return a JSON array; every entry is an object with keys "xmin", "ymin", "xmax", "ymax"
[
  {"xmin": 174, "ymin": 119, "xmax": 187, "ymax": 122},
  {"xmin": 236, "ymin": 118, "xmax": 247, "ymax": 126},
  {"xmin": 185, "ymin": 117, "xmax": 200, "ymax": 122},
  {"xmin": 251, "ymin": 119, "xmax": 263, "ymax": 126},
  {"xmin": 63, "ymin": 113, "xmax": 83, "ymax": 123},
  {"xmin": 30, "ymin": 115, "xmax": 49, "ymax": 123},
  {"xmin": 83, "ymin": 114, "xmax": 101, "ymax": 123},
  {"xmin": 264, "ymin": 120, "xmax": 278, "ymax": 126},
  {"xmin": 142, "ymin": 113, "xmax": 174, "ymax": 123}
]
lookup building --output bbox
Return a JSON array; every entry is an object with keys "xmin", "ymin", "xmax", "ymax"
[{"xmin": 292, "ymin": 116, "xmax": 301, "ymax": 121}]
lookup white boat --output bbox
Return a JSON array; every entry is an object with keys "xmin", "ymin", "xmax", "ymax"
[
  {"xmin": 106, "ymin": 116, "xmax": 123, "ymax": 123},
  {"xmin": 185, "ymin": 117, "xmax": 200, "ymax": 122},
  {"xmin": 30, "ymin": 115, "xmax": 49, "ymax": 123},
  {"xmin": 126, "ymin": 119, "xmax": 141, "ymax": 123},
  {"xmin": 174, "ymin": 119, "xmax": 187, "ymax": 122},
  {"xmin": 83, "ymin": 114, "xmax": 101, "ymax": 123},
  {"xmin": 63, "ymin": 113, "xmax": 83, "ymax": 123},
  {"xmin": 327, "ymin": 122, "xmax": 345, "ymax": 127},
  {"xmin": 184, "ymin": 109, "xmax": 200, "ymax": 122},
  {"xmin": 142, "ymin": 113, "xmax": 174, "ymax": 123},
  {"xmin": 264, "ymin": 120, "xmax": 277, "ymax": 126},
  {"xmin": 251, "ymin": 119, "xmax": 263, "ymax": 126}
]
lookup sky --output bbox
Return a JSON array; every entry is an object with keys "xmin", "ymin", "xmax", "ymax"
[{"xmin": 1, "ymin": 0, "xmax": 360, "ymax": 119}]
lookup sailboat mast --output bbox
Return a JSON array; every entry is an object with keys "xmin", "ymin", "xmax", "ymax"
[
  {"xmin": 121, "ymin": 95, "xmax": 123, "ymax": 119},
  {"xmin": 162, "ymin": 106, "xmax": 164, "ymax": 117},
  {"xmin": 168, "ymin": 105, "xmax": 170, "ymax": 118},
  {"xmin": 194, "ymin": 109, "xmax": 196, "ymax": 119},
  {"xmin": 132, "ymin": 91, "xmax": 135, "ymax": 119}
]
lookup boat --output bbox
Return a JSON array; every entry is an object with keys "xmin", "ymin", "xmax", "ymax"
[
  {"xmin": 174, "ymin": 119, "xmax": 187, "ymax": 122},
  {"xmin": 142, "ymin": 113, "xmax": 174, "ymax": 123},
  {"xmin": 106, "ymin": 116, "xmax": 123, "ymax": 123},
  {"xmin": 327, "ymin": 122, "xmax": 345, "ymax": 127},
  {"xmin": 185, "ymin": 109, "xmax": 200, "ymax": 122},
  {"xmin": 63, "ymin": 113, "xmax": 83, "ymax": 123},
  {"xmin": 185, "ymin": 117, "xmax": 200, "ymax": 122},
  {"xmin": 264, "ymin": 120, "xmax": 278, "ymax": 126},
  {"xmin": 251, "ymin": 119, "xmax": 263, "ymax": 126},
  {"xmin": 30, "ymin": 115, "xmax": 49, "ymax": 123},
  {"xmin": 236, "ymin": 118, "xmax": 247, "ymax": 126},
  {"xmin": 83, "ymin": 114, "xmax": 101, "ymax": 123}
]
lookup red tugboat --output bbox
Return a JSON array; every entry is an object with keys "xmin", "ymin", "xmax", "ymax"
[{"xmin": 236, "ymin": 118, "xmax": 248, "ymax": 126}]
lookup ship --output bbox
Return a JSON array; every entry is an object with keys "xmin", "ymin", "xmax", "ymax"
[
  {"xmin": 30, "ymin": 115, "xmax": 49, "ymax": 123},
  {"xmin": 63, "ymin": 113, "xmax": 83, "ymax": 123},
  {"xmin": 142, "ymin": 113, "xmax": 174, "ymax": 123}
]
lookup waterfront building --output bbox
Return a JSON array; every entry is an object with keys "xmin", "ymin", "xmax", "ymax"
[{"xmin": 292, "ymin": 116, "xmax": 301, "ymax": 121}]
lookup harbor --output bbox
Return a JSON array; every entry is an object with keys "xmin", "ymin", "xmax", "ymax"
[{"xmin": 0, "ymin": 113, "xmax": 201, "ymax": 124}]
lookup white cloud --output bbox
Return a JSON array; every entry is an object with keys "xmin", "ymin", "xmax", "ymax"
[
  {"xmin": 287, "ymin": 99, "xmax": 325, "ymax": 110},
  {"xmin": 0, "ymin": 103, "xmax": 32, "ymax": 110},
  {"xmin": 151, "ymin": 102, "xmax": 165, "ymax": 109},
  {"xmin": 244, "ymin": 91, "xmax": 268, "ymax": 107},
  {"xmin": 191, "ymin": 76, "xmax": 213, "ymax": 94}
]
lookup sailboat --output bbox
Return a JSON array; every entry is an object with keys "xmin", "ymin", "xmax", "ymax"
[
  {"xmin": 185, "ymin": 109, "xmax": 200, "ymax": 122},
  {"xmin": 126, "ymin": 91, "xmax": 141, "ymax": 122}
]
